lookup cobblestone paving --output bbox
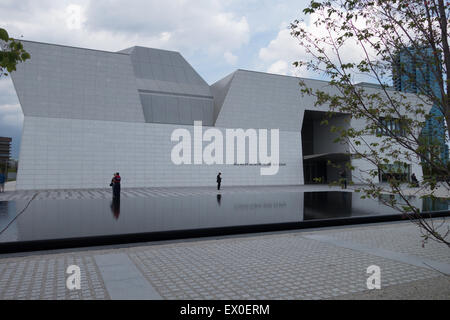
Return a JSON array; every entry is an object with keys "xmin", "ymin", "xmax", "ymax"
[
  {"xmin": 128, "ymin": 233, "xmax": 441, "ymax": 300},
  {"xmin": 0, "ymin": 185, "xmax": 347, "ymax": 201},
  {"xmin": 0, "ymin": 253, "xmax": 109, "ymax": 300},
  {"xmin": 302, "ymin": 220, "xmax": 450, "ymax": 265},
  {"xmin": 0, "ymin": 219, "xmax": 448, "ymax": 300}
]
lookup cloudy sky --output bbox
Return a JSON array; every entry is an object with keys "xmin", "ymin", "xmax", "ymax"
[{"xmin": 0, "ymin": 0, "xmax": 346, "ymax": 158}]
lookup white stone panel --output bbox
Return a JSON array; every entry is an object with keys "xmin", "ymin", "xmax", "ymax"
[
  {"xmin": 16, "ymin": 117, "xmax": 303, "ymax": 190},
  {"xmin": 11, "ymin": 41, "xmax": 145, "ymax": 123}
]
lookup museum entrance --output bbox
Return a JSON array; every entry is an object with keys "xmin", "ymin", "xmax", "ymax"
[
  {"xmin": 303, "ymin": 159, "xmax": 327, "ymax": 184},
  {"xmin": 303, "ymin": 153, "xmax": 351, "ymax": 184},
  {"xmin": 301, "ymin": 110, "xmax": 351, "ymax": 184}
]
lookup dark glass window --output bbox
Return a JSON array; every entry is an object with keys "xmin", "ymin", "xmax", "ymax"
[{"xmin": 376, "ymin": 117, "xmax": 407, "ymax": 137}]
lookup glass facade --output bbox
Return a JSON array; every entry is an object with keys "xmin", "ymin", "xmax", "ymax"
[{"xmin": 392, "ymin": 47, "xmax": 449, "ymax": 164}]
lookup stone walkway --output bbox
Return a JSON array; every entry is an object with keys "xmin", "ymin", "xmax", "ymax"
[
  {"xmin": 0, "ymin": 219, "xmax": 448, "ymax": 300},
  {"xmin": 2, "ymin": 181, "xmax": 448, "ymax": 202},
  {"xmin": 0, "ymin": 184, "xmax": 350, "ymax": 201}
]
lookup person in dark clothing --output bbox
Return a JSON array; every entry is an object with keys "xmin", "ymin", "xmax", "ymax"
[
  {"xmin": 111, "ymin": 172, "xmax": 121, "ymax": 199},
  {"xmin": 411, "ymin": 173, "xmax": 419, "ymax": 187},
  {"xmin": 0, "ymin": 172, "xmax": 5, "ymax": 193},
  {"xmin": 110, "ymin": 173, "xmax": 115, "ymax": 188},
  {"xmin": 340, "ymin": 170, "xmax": 347, "ymax": 189},
  {"xmin": 216, "ymin": 172, "xmax": 222, "ymax": 190}
]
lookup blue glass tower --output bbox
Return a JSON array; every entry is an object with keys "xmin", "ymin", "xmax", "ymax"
[{"xmin": 393, "ymin": 47, "xmax": 449, "ymax": 164}]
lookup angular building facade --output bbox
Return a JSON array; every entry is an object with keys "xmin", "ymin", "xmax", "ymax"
[{"xmin": 11, "ymin": 40, "xmax": 428, "ymax": 190}]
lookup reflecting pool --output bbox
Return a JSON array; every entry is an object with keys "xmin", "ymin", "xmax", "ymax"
[{"xmin": 0, "ymin": 191, "xmax": 448, "ymax": 248}]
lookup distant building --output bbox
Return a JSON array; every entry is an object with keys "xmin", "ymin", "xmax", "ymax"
[
  {"xmin": 8, "ymin": 159, "xmax": 18, "ymax": 170},
  {"xmin": 393, "ymin": 47, "xmax": 449, "ymax": 164},
  {"xmin": 0, "ymin": 137, "xmax": 11, "ymax": 178}
]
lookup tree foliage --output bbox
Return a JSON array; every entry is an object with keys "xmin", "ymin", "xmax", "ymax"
[
  {"xmin": 291, "ymin": 0, "xmax": 449, "ymax": 246},
  {"xmin": 0, "ymin": 28, "xmax": 30, "ymax": 77}
]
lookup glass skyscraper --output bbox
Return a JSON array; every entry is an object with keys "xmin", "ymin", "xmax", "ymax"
[{"xmin": 393, "ymin": 47, "xmax": 449, "ymax": 164}]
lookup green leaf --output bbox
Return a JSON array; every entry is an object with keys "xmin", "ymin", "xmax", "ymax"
[{"xmin": 0, "ymin": 28, "xmax": 9, "ymax": 42}]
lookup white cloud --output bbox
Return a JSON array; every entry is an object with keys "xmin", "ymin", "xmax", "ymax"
[
  {"xmin": 65, "ymin": 4, "xmax": 85, "ymax": 30},
  {"xmin": 0, "ymin": 104, "xmax": 23, "ymax": 129},
  {"xmin": 258, "ymin": 27, "xmax": 301, "ymax": 76},
  {"xmin": 267, "ymin": 60, "xmax": 289, "ymax": 75},
  {"xmin": 258, "ymin": 12, "xmax": 375, "ymax": 81},
  {"xmin": 0, "ymin": 78, "xmax": 20, "ymax": 107},
  {"xmin": 1, "ymin": 0, "xmax": 250, "ymax": 56},
  {"xmin": 259, "ymin": 29, "xmax": 293, "ymax": 62},
  {"xmin": 0, "ymin": 77, "xmax": 23, "ymax": 131},
  {"xmin": 224, "ymin": 51, "xmax": 238, "ymax": 65},
  {"xmin": 221, "ymin": 0, "xmax": 309, "ymax": 34}
]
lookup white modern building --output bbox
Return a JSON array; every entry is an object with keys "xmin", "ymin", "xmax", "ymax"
[{"xmin": 10, "ymin": 40, "xmax": 429, "ymax": 190}]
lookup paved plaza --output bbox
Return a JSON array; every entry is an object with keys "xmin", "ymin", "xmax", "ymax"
[{"xmin": 0, "ymin": 218, "xmax": 449, "ymax": 299}]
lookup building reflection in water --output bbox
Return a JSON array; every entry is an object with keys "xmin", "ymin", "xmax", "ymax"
[
  {"xmin": 0, "ymin": 201, "xmax": 10, "ymax": 229},
  {"xmin": 422, "ymin": 197, "xmax": 449, "ymax": 212},
  {"xmin": 2, "ymin": 191, "xmax": 449, "ymax": 245},
  {"xmin": 377, "ymin": 193, "xmax": 444, "ymax": 214},
  {"xmin": 304, "ymin": 191, "xmax": 353, "ymax": 219}
]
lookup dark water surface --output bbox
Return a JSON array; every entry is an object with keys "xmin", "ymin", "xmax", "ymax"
[{"xmin": 0, "ymin": 191, "xmax": 448, "ymax": 245}]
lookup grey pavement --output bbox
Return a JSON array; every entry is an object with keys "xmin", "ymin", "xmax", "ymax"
[
  {"xmin": 0, "ymin": 218, "xmax": 449, "ymax": 300},
  {"xmin": 3, "ymin": 181, "xmax": 448, "ymax": 201},
  {"xmin": 0, "ymin": 184, "xmax": 351, "ymax": 201},
  {"xmin": 330, "ymin": 275, "xmax": 450, "ymax": 300},
  {"xmin": 94, "ymin": 253, "xmax": 161, "ymax": 300},
  {"xmin": 4, "ymin": 181, "xmax": 15, "ymax": 192}
]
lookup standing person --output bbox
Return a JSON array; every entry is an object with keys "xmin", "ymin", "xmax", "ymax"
[
  {"xmin": 216, "ymin": 172, "xmax": 222, "ymax": 190},
  {"xmin": 110, "ymin": 173, "xmax": 115, "ymax": 187},
  {"xmin": 111, "ymin": 172, "xmax": 121, "ymax": 199},
  {"xmin": 340, "ymin": 170, "xmax": 347, "ymax": 189},
  {"xmin": 0, "ymin": 171, "xmax": 5, "ymax": 193},
  {"xmin": 411, "ymin": 173, "xmax": 419, "ymax": 187}
]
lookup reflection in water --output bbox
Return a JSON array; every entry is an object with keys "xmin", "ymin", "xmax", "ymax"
[
  {"xmin": 0, "ymin": 201, "xmax": 19, "ymax": 242},
  {"xmin": 0, "ymin": 201, "xmax": 8, "ymax": 219},
  {"xmin": 377, "ymin": 193, "xmax": 446, "ymax": 213},
  {"xmin": 216, "ymin": 194, "xmax": 222, "ymax": 206},
  {"xmin": 0, "ymin": 201, "xmax": 9, "ymax": 229},
  {"xmin": 378, "ymin": 194, "xmax": 417, "ymax": 204},
  {"xmin": 0, "ymin": 191, "xmax": 448, "ymax": 244},
  {"xmin": 422, "ymin": 197, "xmax": 449, "ymax": 212},
  {"xmin": 110, "ymin": 198, "xmax": 121, "ymax": 220},
  {"xmin": 1, "ymin": 191, "xmax": 302, "ymax": 243},
  {"xmin": 304, "ymin": 192, "xmax": 353, "ymax": 219}
]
